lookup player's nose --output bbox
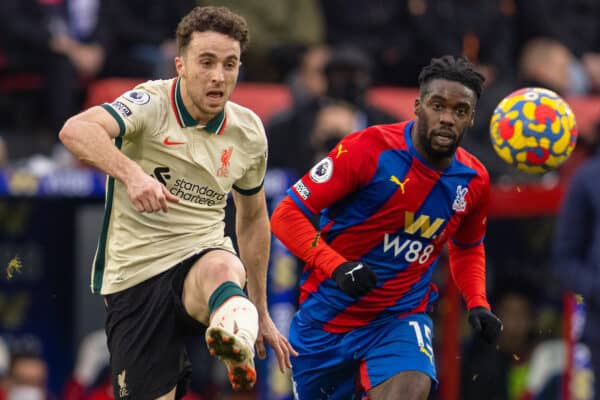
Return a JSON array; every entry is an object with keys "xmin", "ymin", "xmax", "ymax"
[
  {"xmin": 211, "ymin": 64, "xmax": 226, "ymax": 82},
  {"xmin": 439, "ymin": 108, "xmax": 455, "ymax": 126}
]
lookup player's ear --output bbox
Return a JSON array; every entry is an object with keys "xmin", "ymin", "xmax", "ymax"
[
  {"xmin": 175, "ymin": 56, "xmax": 184, "ymax": 77},
  {"xmin": 414, "ymin": 98, "xmax": 421, "ymax": 116},
  {"xmin": 469, "ymin": 110, "xmax": 475, "ymax": 127}
]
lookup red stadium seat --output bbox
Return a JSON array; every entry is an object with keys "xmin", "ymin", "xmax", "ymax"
[
  {"xmin": 230, "ymin": 82, "xmax": 291, "ymax": 122},
  {"xmin": 83, "ymin": 78, "xmax": 147, "ymax": 109},
  {"xmin": 367, "ymin": 86, "xmax": 419, "ymax": 119},
  {"xmin": 0, "ymin": 73, "xmax": 45, "ymax": 93}
]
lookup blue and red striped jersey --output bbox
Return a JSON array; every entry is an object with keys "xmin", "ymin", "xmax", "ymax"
[{"xmin": 287, "ymin": 120, "xmax": 490, "ymax": 333}]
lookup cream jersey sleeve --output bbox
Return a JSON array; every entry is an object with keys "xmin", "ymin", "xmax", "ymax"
[{"xmin": 100, "ymin": 83, "xmax": 167, "ymax": 139}]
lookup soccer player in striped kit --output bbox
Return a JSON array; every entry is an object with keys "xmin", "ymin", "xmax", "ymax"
[{"xmin": 271, "ymin": 55, "xmax": 503, "ymax": 400}]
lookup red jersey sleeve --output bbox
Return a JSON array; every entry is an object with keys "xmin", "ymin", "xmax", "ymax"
[
  {"xmin": 449, "ymin": 168, "xmax": 491, "ymax": 310},
  {"xmin": 270, "ymin": 196, "xmax": 347, "ymax": 276},
  {"xmin": 288, "ymin": 131, "xmax": 374, "ymax": 215}
]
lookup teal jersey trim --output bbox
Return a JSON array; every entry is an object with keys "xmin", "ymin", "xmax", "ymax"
[
  {"xmin": 173, "ymin": 78, "xmax": 225, "ymax": 133},
  {"xmin": 100, "ymin": 104, "xmax": 126, "ymax": 137},
  {"xmin": 92, "ymin": 136, "xmax": 123, "ymax": 293}
]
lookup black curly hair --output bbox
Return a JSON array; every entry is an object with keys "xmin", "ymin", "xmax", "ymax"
[{"xmin": 418, "ymin": 55, "xmax": 485, "ymax": 100}]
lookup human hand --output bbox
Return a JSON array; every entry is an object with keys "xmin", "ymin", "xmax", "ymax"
[
  {"xmin": 255, "ymin": 314, "xmax": 297, "ymax": 373},
  {"xmin": 126, "ymin": 171, "xmax": 179, "ymax": 212},
  {"xmin": 467, "ymin": 307, "xmax": 503, "ymax": 344},
  {"xmin": 332, "ymin": 261, "xmax": 377, "ymax": 297}
]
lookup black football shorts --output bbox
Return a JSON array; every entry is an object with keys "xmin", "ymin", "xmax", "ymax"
[{"xmin": 104, "ymin": 253, "xmax": 205, "ymax": 399}]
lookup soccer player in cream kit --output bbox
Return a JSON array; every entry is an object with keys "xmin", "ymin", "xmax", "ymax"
[{"xmin": 59, "ymin": 6, "xmax": 295, "ymax": 399}]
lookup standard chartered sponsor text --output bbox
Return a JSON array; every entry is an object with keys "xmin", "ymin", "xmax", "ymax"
[{"xmin": 170, "ymin": 178, "xmax": 225, "ymax": 206}]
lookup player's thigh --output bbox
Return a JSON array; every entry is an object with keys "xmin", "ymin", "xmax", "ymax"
[
  {"xmin": 360, "ymin": 314, "xmax": 437, "ymax": 393},
  {"xmin": 182, "ymin": 248, "xmax": 246, "ymax": 323},
  {"xmin": 368, "ymin": 370, "xmax": 431, "ymax": 400},
  {"xmin": 290, "ymin": 313, "xmax": 359, "ymax": 400}
]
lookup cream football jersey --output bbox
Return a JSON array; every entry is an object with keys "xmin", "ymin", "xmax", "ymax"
[{"xmin": 93, "ymin": 78, "xmax": 267, "ymax": 294}]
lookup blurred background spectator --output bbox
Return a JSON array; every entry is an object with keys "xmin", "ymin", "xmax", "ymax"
[
  {"xmin": 0, "ymin": 0, "xmax": 108, "ymax": 134},
  {"xmin": 100, "ymin": 0, "xmax": 195, "ymax": 80},
  {"xmin": 267, "ymin": 44, "xmax": 397, "ymax": 177},
  {"xmin": 3, "ymin": 335, "xmax": 54, "ymax": 400},
  {"xmin": 285, "ymin": 44, "xmax": 330, "ymax": 109},
  {"xmin": 319, "ymin": 0, "xmax": 414, "ymax": 86}
]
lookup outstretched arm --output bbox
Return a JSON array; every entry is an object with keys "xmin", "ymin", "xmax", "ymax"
[{"xmin": 271, "ymin": 196, "xmax": 376, "ymax": 297}]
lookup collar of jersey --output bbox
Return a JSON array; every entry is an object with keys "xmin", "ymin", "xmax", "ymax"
[
  {"xmin": 405, "ymin": 120, "xmax": 457, "ymax": 172},
  {"xmin": 171, "ymin": 77, "xmax": 226, "ymax": 134}
]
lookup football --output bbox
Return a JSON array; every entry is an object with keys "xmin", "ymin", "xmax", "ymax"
[{"xmin": 489, "ymin": 87, "xmax": 578, "ymax": 173}]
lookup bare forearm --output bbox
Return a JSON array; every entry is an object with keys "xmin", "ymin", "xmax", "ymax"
[
  {"xmin": 237, "ymin": 213, "xmax": 271, "ymax": 314},
  {"xmin": 59, "ymin": 117, "xmax": 142, "ymax": 184}
]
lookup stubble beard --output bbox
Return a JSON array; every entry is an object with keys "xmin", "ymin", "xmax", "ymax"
[{"xmin": 418, "ymin": 120, "xmax": 465, "ymax": 159}]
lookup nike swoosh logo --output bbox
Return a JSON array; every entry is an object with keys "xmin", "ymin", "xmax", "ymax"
[{"xmin": 163, "ymin": 137, "xmax": 186, "ymax": 146}]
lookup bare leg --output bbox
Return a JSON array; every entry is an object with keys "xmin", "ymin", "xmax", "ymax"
[
  {"xmin": 368, "ymin": 371, "xmax": 431, "ymax": 400},
  {"xmin": 181, "ymin": 249, "xmax": 258, "ymax": 390},
  {"xmin": 181, "ymin": 250, "xmax": 246, "ymax": 324}
]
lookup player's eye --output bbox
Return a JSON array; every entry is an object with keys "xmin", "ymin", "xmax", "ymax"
[
  {"xmin": 455, "ymin": 107, "xmax": 468, "ymax": 117},
  {"xmin": 432, "ymin": 103, "xmax": 443, "ymax": 111}
]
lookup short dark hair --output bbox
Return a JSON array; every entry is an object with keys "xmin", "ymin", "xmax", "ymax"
[
  {"xmin": 418, "ymin": 55, "xmax": 485, "ymax": 99},
  {"xmin": 176, "ymin": 6, "xmax": 249, "ymax": 54}
]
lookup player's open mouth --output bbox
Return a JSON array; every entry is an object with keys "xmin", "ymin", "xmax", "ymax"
[{"xmin": 207, "ymin": 91, "xmax": 224, "ymax": 99}]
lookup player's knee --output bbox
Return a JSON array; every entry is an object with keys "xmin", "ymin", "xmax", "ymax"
[{"xmin": 187, "ymin": 255, "xmax": 245, "ymax": 293}]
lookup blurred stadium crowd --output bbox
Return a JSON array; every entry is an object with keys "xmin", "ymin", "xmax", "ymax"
[{"xmin": 0, "ymin": 0, "xmax": 600, "ymax": 399}]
